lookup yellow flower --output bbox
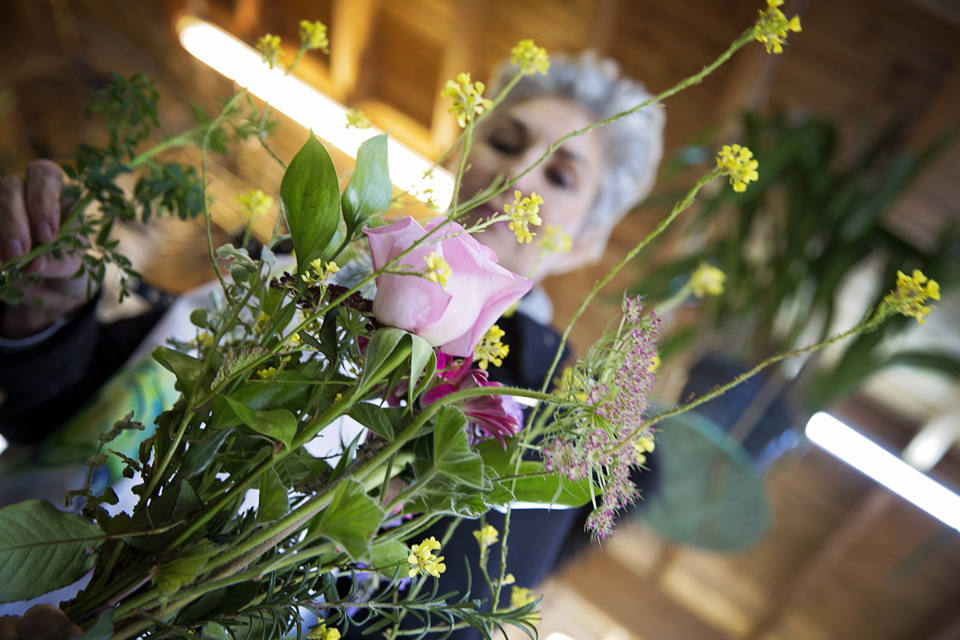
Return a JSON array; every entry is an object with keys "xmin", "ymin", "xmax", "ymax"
[
  {"xmin": 473, "ymin": 524, "xmax": 499, "ymax": 550},
  {"xmin": 299, "ymin": 20, "xmax": 329, "ymax": 53},
  {"xmin": 882, "ymin": 269, "xmax": 940, "ymax": 324},
  {"xmin": 504, "ymin": 190, "xmax": 544, "ymax": 244},
  {"xmin": 306, "ymin": 623, "xmax": 340, "ymax": 640},
  {"xmin": 236, "ymin": 189, "xmax": 273, "ymax": 219},
  {"xmin": 511, "ymin": 39, "xmax": 550, "ymax": 76},
  {"xmin": 689, "ymin": 262, "xmax": 726, "ymax": 297},
  {"xmin": 288, "ymin": 332, "xmax": 303, "ymax": 347},
  {"xmin": 474, "ymin": 324, "xmax": 509, "ymax": 370},
  {"xmin": 648, "ymin": 355, "xmax": 661, "ymax": 373},
  {"xmin": 754, "ymin": 0, "xmax": 802, "ymax": 54},
  {"xmin": 302, "ymin": 259, "xmax": 339, "ymax": 286},
  {"xmin": 255, "ymin": 312, "xmax": 271, "ymax": 335},
  {"xmin": 503, "ymin": 573, "xmax": 516, "ymax": 585},
  {"xmin": 555, "ymin": 367, "xmax": 587, "ymax": 403},
  {"xmin": 408, "ymin": 537, "xmax": 446, "ymax": 578},
  {"xmin": 345, "ymin": 108, "xmax": 371, "ymax": 129},
  {"xmin": 257, "ymin": 367, "xmax": 278, "ymax": 379},
  {"xmin": 424, "ymin": 251, "xmax": 452, "ymax": 288},
  {"xmin": 441, "ymin": 72, "xmax": 493, "ymax": 128},
  {"xmin": 537, "ymin": 225, "xmax": 572, "ymax": 254},
  {"xmin": 510, "ymin": 586, "xmax": 537, "ymax": 609},
  {"xmin": 716, "ymin": 144, "xmax": 759, "ymax": 192},
  {"xmin": 257, "ymin": 34, "xmax": 282, "ymax": 69},
  {"xmin": 196, "ymin": 332, "xmax": 214, "ymax": 349}
]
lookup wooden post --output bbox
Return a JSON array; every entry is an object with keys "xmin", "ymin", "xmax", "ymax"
[
  {"xmin": 330, "ymin": 0, "xmax": 381, "ymax": 103},
  {"xmin": 431, "ymin": 0, "xmax": 484, "ymax": 150}
]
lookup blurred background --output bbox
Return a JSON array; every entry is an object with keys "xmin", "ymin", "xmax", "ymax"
[{"xmin": 1, "ymin": 0, "xmax": 960, "ymax": 638}]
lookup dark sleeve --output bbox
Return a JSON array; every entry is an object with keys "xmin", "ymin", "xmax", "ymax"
[{"xmin": 0, "ymin": 297, "xmax": 167, "ymax": 445}]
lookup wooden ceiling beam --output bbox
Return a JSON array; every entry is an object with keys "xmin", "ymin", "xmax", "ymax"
[
  {"xmin": 907, "ymin": 60, "xmax": 960, "ymax": 153},
  {"xmin": 712, "ymin": 0, "xmax": 812, "ymax": 138},
  {"xmin": 330, "ymin": 0, "xmax": 381, "ymax": 103},
  {"xmin": 231, "ymin": 0, "xmax": 262, "ymax": 38},
  {"xmin": 588, "ymin": 0, "xmax": 620, "ymax": 56},
  {"xmin": 431, "ymin": 0, "xmax": 485, "ymax": 150}
]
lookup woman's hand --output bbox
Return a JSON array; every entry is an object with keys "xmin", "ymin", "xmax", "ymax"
[
  {"xmin": 0, "ymin": 605, "xmax": 83, "ymax": 640},
  {"xmin": 0, "ymin": 160, "xmax": 95, "ymax": 339}
]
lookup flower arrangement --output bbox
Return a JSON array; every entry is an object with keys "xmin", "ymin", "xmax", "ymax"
[{"xmin": 0, "ymin": 2, "xmax": 939, "ymax": 638}]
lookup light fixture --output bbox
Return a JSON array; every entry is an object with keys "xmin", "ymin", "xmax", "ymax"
[
  {"xmin": 177, "ymin": 17, "xmax": 454, "ymax": 209},
  {"xmin": 805, "ymin": 412, "xmax": 960, "ymax": 531}
]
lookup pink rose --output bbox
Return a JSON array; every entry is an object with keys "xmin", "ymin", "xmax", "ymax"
[{"xmin": 365, "ymin": 217, "xmax": 532, "ymax": 357}]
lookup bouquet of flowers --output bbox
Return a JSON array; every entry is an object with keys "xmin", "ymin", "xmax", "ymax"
[{"xmin": 0, "ymin": 3, "xmax": 938, "ymax": 639}]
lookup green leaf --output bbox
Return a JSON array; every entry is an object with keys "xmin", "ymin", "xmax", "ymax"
[
  {"xmin": 309, "ymin": 479, "xmax": 383, "ymax": 562},
  {"xmin": 152, "ymin": 346, "xmax": 202, "ymax": 394},
  {"xmin": 475, "ymin": 436, "xmax": 521, "ymax": 478},
  {"xmin": 434, "ymin": 406, "xmax": 486, "ymax": 489},
  {"xmin": 0, "ymin": 500, "xmax": 104, "ymax": 602},
  {"xmin": 281, "ymin": 131, "xmax": 341, "ymax": 278},
  {"xmin": 210, "ymin": 371, "xmax": 310, "ymax": 430},
  {"xmin": 223, "ymin": 397, "xmax": 297, "ymax": 449},
  {"xmin": 358, "ymin": 328, "xmax": 408, "ymax": 391},
  {"xmin": 348, "ymin": 402, "xmax": 404, "ymax": 441},
  {"xmin": 508, "ymin": 461, "xmax": 596, "ymax": 507},
  {"xmin": 370, "ymin": 540, "xmax": 410, "ymax": 572},
  {"xmin": 341, "ymin": 133, "xmax": 391, "ymax": 235},
  {"xmin": 155, "ymin": 541, "xmax": 214, "ymax": 600},
  {"xmin": 408, "ymin": 334, "xmax": 437, "ymax": 406},
  {"xmin": 257, "ymin": 468, "xmax": 289, "ymax": 524},
  {"xmin": 183, "ymin": 428, "xmax": 235, "ymax": 478}
]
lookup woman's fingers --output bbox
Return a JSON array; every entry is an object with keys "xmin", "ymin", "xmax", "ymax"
[
  {"xmin": 17, "ymin": 605, "xmax": 82, "ymax": 640},
  {"xmin": 0, "ymin": 174, "xmax": 31, "ymax": 264},
  {"xmin": 24, "ymin": 161, "xmax": 64, "ymax": 244}
]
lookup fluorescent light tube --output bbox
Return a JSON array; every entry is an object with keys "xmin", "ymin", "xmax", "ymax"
[
  {"xmin": 805, "ymin": 412, "xmax": 960, "ymax": 531},
  {"xmin": 177, "ymin": 17, "xmax": 454, "ymax": 208}
]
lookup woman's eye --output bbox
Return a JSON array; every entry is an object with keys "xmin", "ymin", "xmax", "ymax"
[
  {"xmin": 488, "ymin": 136, "xmax": 519, "ymax": 155},
  {"xmin": 547, "ymin": 168, "xmax": 571, "ymax": 189}
]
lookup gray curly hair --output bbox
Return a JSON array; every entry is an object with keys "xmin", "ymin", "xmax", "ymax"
[{"xmin": 485, "ymin": 52, "xmax": 665, "ymax": 258}]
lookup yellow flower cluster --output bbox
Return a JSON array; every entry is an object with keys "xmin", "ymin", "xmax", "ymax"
[
  {"xmin": 306, "ymin": 623, "xmax": 340, "ymax": 640},
  {"xmin": 474, "ymin": 324, "xmax": 510, "ymax": 370},
  {"xmin": 408, "ymin": 537, "xmax": 446, "ymax": 578},
  {"xmin": 345, "ymin": 108, "xmax": 371, "ymax": 130},
  {"xmin": 511, "ymin": 39, "xmax": 550, "ymax": 76},
  {"xmin": 473, "ymin": 524, "xmax": 499, "ymax": 550},
  {"xmin": 257, "ymin": 34, "xmax": 282, "ymax": 69},
  {"xmin": 510, "ymin": 586, "xmax": 537, "ymax": 609},
  {"xmin": 632, "ymin": 435, "xmax": 656, "ymax": 465},
  {"xmin": 689, "ymin": 262, "xmax": 726, "ymax": 297},
  {"xmin": 754, "ymin": 0, "xmax": 802, "ymax": 54},
  {"xmin": 504, "ymin": 190, "xmax": 544, "ymax": 244},
  {"xmin": 299, "ymin": 20, "xmax": 330, "ymax": 53},
  {"xmin": 236, "ymin": 189, "xmax": 273, "ymax": 220},
  {"xmin": 423, "ymin": 251, "xmax": 452, "ymax": 288},
  {"xmin": 716, "ymin": 144, "xmax": 759, "ymax": 193},
  {"xmin": 257, "ymin": 366, "xmax": 278, "ymax": 379},
  {"xmin": 537, "ymin": 225, "xmax": 572, "ymax": 254},
  {"xmin": 441, "ymin": 73, "xmax": 493, "ymax": 128},
  {"xmin": 302, "ymin": 259, "xmax": 340, "ymax": 286},
  {"xmin": 883, "ymin": 269, "xmax": 940, "ymax": 324},
  {"xmin": 647, "ymin": 355, "xmax": 661, "ymax": 373}
]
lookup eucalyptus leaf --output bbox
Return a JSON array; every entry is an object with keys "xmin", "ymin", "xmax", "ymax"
[
  {"xmin": 309, "ymin": 478, "xmax": 383, "ymax": 561},
  {"xmin": 281, "ymin": 131, "xmax": 341, "ymax": 278},
  {"xmin": 341, "ymin": 133, "xmax": 391, "ymax": 235},
  {"xmin": 358, "ymin": 328, "xmax": 409, "ymax": 392},
  {"xmin": 223, "ymin": 397, "xmax": 297, "ymax": 449},
  {"xmin": 0, "ymin": 500, "xmax": 104, "ymax": 602}
]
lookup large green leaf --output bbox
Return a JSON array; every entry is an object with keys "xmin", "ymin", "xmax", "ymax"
[
  {"xmin": 280, "ymin": 131, "xmax": 341, "ymax": 278},
  {"xmin": 370, "ymin": 539, "xmax": 410, "ymax": 572},
  {"xmin": 508, "ymin": 461, "xmax": 596, "ymax": 507},
  {"xmin": 348, "ymin": 402, "xmax": 405, "ymax": 441},
  {"xmin": 223, "ymin": 397, "xmax": 297, "ymax": 449},
  {"xmin": 434, "ymin": 406, "xmax": 486, "ymax": 489},
  {"xmin": 309, "ymin": 479, "xmax": 383, "ymax": 562},
  {"xmin": 183, "ymin": 428, "xmax": 235, "ymax": 478},
  {"xmin": 210, "ymin": 371, "xmax": 310, "ymax": 430},
  {"xmin": 0, "ymin": 500, "xmax": 104, "ymax": 602},
  {"xmin": 341, "ymin": 133, "xmax": 392, "ymax": 236}
]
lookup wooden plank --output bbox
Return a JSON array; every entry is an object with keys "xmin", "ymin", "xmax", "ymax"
[
  {"xmin": 431, "ymin": 0, "xmax": 485, "ymax": 149},
  {"xmin": 231, "ymin": 0, "xmax": 262, "ymax": 37},
  {"xmin": 330, "ymin": 0, "xmax": 381, "ymax": 102},
  {"xmin": 588, "ymin": 0, "xmax": 620, "ymax": 55},
  {"xmin": 559, "ymin": 547, "xmax": 733, "ymax": 640}
]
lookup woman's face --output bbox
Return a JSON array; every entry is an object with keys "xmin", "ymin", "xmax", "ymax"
[{"xmin": 457, "ymin": 97, "xmax": 605, "ymax": 280}]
